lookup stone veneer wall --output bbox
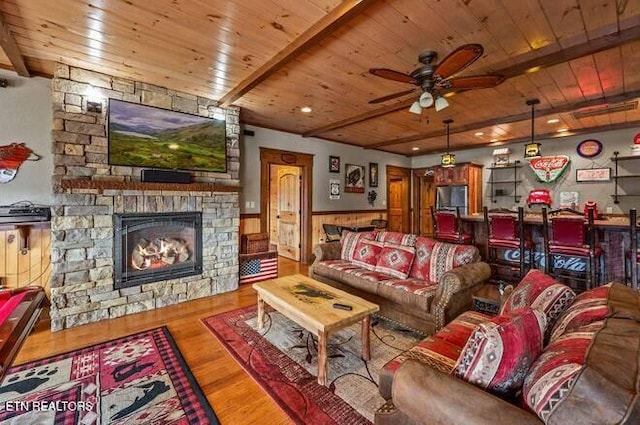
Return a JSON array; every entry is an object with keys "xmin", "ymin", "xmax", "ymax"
[{"xmin": 49, "ymin": 64, "xmax": 241, "ymax": 331}]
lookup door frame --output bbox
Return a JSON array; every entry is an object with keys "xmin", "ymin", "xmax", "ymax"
[
  {"xmin": 386, "ymin": 165, "xmax": 412, "ymax": 234},
  {"xmin": 260, "ymin": 147, "xmax": 313, "ymax": 264}
]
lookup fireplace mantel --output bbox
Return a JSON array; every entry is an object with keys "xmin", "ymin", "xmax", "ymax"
[{"xmin": 56, "ymin": 179, "xmax": 240, "ymax": 193}]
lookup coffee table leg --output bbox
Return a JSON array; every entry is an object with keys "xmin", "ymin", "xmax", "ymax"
[
  {"xmin": 318, "ymin": 330, "xmax": 327, "ymax": 386},
  {"xmin": 361, "ymin": 314, "xmax": 371, "ymax": 361},
  {"xmin": 257, "ymin": 294, "xmax": 265, "ymax": 330}
]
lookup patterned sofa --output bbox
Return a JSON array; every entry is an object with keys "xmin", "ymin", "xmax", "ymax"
[
  {"xmin": 309, "ymin": 231, "xmax": 491, "ymax": 334},
  {"xmin": 374, "ymin": 270, "xmax": 640, "ymax": 425}
]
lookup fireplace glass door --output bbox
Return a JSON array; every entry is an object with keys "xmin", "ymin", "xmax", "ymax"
[{"xmin": 114, "ymin": 212, "xmax": 203, "ymax": 288}]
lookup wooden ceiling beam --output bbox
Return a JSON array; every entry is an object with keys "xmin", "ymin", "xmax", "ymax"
[
  {"xmin": 218, "ymin": 0, "xmax": 379, "ymax": 107},
  {"xmin": 367, "ymin": 88, "xmax": 640, "ymax": 149},
  {"xmin": 305, "ymin": 24, "xmax": 640, "ymax": 138},
  {"xmin": 404, "ymin": 119, "xmax": 640, "ymax": 157},
  {"xmin": 0, "ymin": 12, "xmax": 29, "ymax": 77}
]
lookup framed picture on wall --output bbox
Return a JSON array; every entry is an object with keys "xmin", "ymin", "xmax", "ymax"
[
  {"xmin": 344, "ymin": 164, "xmax": 365, "ymax": 193},
  {"xmin": 576, "ymin": 167, "xmax": 611, "ymax": 182},
  {"xmin": 329, "ymin": 179, "xmax": 340, "ymax": 200},
  {"xmin": 369, "ymin": 163, "xmax": 379, "ymax": 187},
  {"xmin": 329, "ymin": 155, "xmax": 340, "ymax": 173}
]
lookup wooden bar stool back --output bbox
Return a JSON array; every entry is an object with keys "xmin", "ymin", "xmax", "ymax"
[
  {"xmin": 542, "ymin": 207, "xmax": 602, "ymax": 292},
  {"xmin": 626, "ymin": 208, "xmax": 638, "ymax": 288},
  {"xmin": 430, "ymin": 206, "xmax": 473, "ymax": 244},
  {"xmin": 484, "ymin": 206, "xmax": 533, "ymax": 281}
]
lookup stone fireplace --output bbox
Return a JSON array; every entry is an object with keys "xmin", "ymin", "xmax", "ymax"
[
  {"xmin": 49, "ymin": 64, "xmax": 241, "ymax": 331},
  {"xmin": 113, "ymin": 212, "xmax": 203, "ymax": 289}
]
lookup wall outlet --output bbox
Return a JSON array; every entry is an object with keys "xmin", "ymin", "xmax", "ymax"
[
  {"xmin": 245, "ymin": 201, "xmax": 251, "ymax": 208},
  {"xmin": 250, "ymin": 201, "xmax": 255, "ymax": 208}
]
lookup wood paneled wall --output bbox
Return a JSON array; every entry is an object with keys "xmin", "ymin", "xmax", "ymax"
[
  {"xmin": 241, "ymin": 210, "xmax": 387, "ymax": 248},
  {"xmin": 0, "ymin": 225, "xmax": 51, "ymax": 293}
]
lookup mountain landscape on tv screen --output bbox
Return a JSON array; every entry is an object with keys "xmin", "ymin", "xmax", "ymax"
[{"xmin": 108, "ymin": 100, "xmax": 226, "ymax": 172}]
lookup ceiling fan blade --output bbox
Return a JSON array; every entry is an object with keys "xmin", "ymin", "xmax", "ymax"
[
  {"xmin": 433, "ymin": 44, "xmax": 484, "ymax": 80},
  {"xmin": 369, "ymin": 88, "xmax": 418, "ymax": 104},
  {"xmin": 369, "ymin": 68, "xmax": 416, "ymax": 84},
  {"xmin": 444, "ymin": 75, "xmax": 505, "ymax": 90}
]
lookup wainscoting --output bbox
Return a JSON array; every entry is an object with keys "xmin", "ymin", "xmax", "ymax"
[
  {"xmin": 0, "ymin": 224, "xmax": 51, "ymax": 292},
  {"xmin": 240, "ymin": 209, "xmax": 387, "ymax": 256}
]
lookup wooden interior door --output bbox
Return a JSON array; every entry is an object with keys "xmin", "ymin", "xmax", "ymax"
[
  {"xmin": 387, "ymin": 165, "xmax": 411, "ymax": 233},
  {"xmin": 276, "ymin": 166, "xmax": 301, "ymax": 261},
  {"xmin": 419, "ymin": 175, "xmax": 436, "ymax": 235},
  {"xmin": 388, "ymin": 178, "xmax": 405, "ymax": 232}
]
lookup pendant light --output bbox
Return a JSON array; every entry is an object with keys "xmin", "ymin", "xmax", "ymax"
[
  {"xmin": 524, "ymin": 98, "xmax": 541, "ymax": 159},
  {"xmin": 441, "ymin": 119, "xmax": 456, "ymax": 168}
]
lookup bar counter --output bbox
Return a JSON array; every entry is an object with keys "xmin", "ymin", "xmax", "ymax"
[{"xmin": 460, "ymin": 213, "xmax": 633, "ymax": 283}]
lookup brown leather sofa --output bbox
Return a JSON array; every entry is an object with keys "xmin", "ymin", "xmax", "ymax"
[
  {"xmin": 374, "ymin": 282, "xmax": 640, "ymax": 425},
  {"xmin": 309, "ymin": 232, "xmax": 491, "ymax": 334}
]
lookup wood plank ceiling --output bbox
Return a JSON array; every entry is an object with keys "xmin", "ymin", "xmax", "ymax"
[{"xmin": 1, "ymin": 0, "xmax": 640, "ymax": 156}]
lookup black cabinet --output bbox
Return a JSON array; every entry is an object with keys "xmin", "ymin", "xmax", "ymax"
[
  {"xmin": 487, "ymin": 161, "xmax": 522, "ymax": 204},
  {"xmin": 611, "ymin": 152, "xmax": 640, "ymax": 204}
]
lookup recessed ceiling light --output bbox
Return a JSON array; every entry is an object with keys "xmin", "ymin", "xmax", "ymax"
[
  {"xmin": 412, "ymin": 147, "xmax": 420, "ymax": 151},
  {"xmin": 474, "ymin": 132, "xmax": 484, "ymax": 136},
  {"xmin": 557, "ymin": 128, "xmax": 569, "ymax": 132},
  {"xmin": 490, "ymin": 138, "xmax": 498, "ymax": 142},
  {"xmin": 443, "ymin": 92, "xmax": 456, "ymax": 98},
  {"xmin": 547, "ymin": 118, "xmax": 560, "ymax": 124},
  {"xmin": 300, "ymin": 106, "xmax": 312, "ymax": 113},
  {"xmin": 526, "ymin": 66, "xmax": 541, "ymax": 74}
]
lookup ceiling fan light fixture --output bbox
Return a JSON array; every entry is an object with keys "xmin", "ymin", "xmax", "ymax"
[
  {"xmin": 435, "ymin": 96, "xmax": 449, "ymax": 111},
  {"xmin": 419, "ymin": 91, "xmax": 434, "ymax": 107},
  {"xmin": 409, "ymin": 101, "xmax": 422, "ymax": 114}
]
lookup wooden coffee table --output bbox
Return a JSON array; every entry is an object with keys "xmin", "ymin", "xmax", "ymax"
[{"xmin": 253, "ymin": 274, "xmax": 380, "ymax": 386}]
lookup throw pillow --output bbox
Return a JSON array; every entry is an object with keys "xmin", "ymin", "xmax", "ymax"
[
  {"xmin": 454, "ymin": 307, "xmax": 547, "ymax": 397},
  {"xmin": 340, "ymin": 230, "xmax": 375, "ymax": 261},
  {"xmin": 522, "ymin": 323, "xmax": 603, "ymax": 423},
  {"xmin": 351, "ymin": 239, "xmax": 384, "ymax": 271},
  {"xmin": 374, "ymin": 243, "xmax": 416, "ymax": 279},
  {"xmin": 549, "ymin": 283, "xmax": 611, "ymax": 343},
  {"xmin": 375, "ymin": 231, "xmax": 417, "ymax": 247},
  {"xmin": 411, "ymin": 240, "xmax": 479, "ymax": 283},
  {"xmin": 408, "ymin": 237, "xmax": 436, "ymax": 281},
  {"xmin": 500, "ymin": 269, "xmax": 575, "ymax": 332}
]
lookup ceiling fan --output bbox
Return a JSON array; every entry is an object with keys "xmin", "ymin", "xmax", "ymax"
[{"xmin": 368, "ymin": 44, "xmax": 504, "ymax": 113}]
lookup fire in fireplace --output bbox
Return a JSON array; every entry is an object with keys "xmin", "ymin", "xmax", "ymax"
[{"xmin": 114, "ymin": 212, "xmax": 203, "ymax": 288}]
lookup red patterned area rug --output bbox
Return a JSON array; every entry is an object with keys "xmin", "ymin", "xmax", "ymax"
[
  {"xmin": 0, "ymin": 327, "xmax": 218, "ymax": 424},
  {"xmin": 202, "ymin": 306, "xmax": 422, "ymax": 424}
]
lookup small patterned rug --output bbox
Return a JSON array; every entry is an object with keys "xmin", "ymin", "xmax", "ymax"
[
  {"xmin": 0, "ymin": 327, "xmax": 218, "ymax": 424},
  {"xmin": 202, "ymin": 306, "xmax": 422, "ymax": 424}
]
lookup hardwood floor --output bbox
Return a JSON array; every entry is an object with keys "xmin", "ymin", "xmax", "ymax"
[{"xmin": 16, "ymin": 257, "xmax": 308, "ymax": 425}]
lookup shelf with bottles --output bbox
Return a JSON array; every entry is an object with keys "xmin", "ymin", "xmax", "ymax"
[
  {"xmin": 487, "ymin": 160, "xmax": 522, "ymax": 203},
  {"xmin": 611, "ymin": 152, "xmax": 640, "ymax": 204}
]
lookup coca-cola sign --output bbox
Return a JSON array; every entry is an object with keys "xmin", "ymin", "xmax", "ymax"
[
  {"xmin": 529, "ymin": 155, "xmax": 570, "ymax": 182},
  {"xmin": 503, "ymin": 249, "xmax": 586, "ymax": 272}
]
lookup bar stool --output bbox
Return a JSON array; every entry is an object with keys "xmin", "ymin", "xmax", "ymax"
[
  {"xmin": 625, "ymin": 208, "xmax": 638, "ymax": 288},
  {"xmin": 430, "ymin": 206, "xmax": 473, "ymax": 244},
  {"xmin": 542, "ymin": 207, "xmax": 602, "ymax": 292},
  {"xmin": 483, "ymin": 206, "xmax": 533, "ymax": 282}
]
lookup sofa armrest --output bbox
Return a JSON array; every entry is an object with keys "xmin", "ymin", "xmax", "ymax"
[
  {"xmin": 430, "ymin": 261, "xmax": 491, "ymax": 330},
  {"xmin": 311, "ymin": 242, "xmax": 342, "ymax": 263},
  {"xmin": 392, "ymin": 360, "xmax": 542, "ymax": 425}
]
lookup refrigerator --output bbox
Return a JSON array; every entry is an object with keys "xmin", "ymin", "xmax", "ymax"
[{"xmin": 436, "ymin": 185, "xmax": 468, "ymax": 215}]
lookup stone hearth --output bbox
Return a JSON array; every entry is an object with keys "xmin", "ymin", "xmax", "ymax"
[{"xmin": 49, "ymin": 64, "xmax": 241, "ymax": 331}]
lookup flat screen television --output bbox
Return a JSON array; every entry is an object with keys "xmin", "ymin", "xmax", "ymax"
[{"xmin": 108, "ymin": 99, "xmax": 227, "ymax": 173}]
